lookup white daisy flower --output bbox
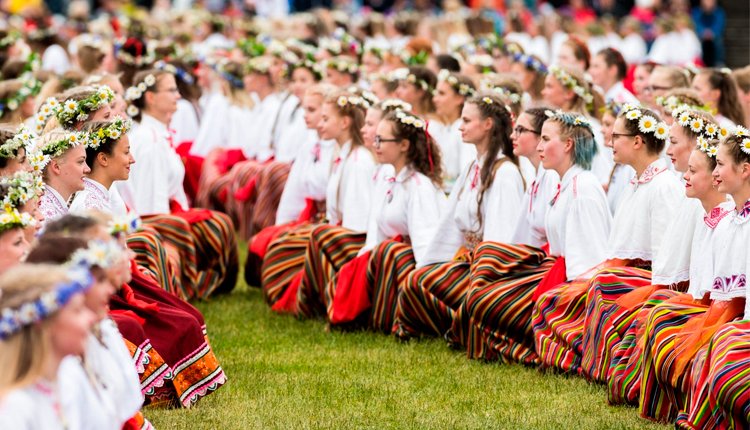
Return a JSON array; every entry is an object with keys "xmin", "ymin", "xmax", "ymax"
[
  {"xmin": 482, "ymin": 97, "xmax": 492, "ymax": 104},
  {"xmin": 626, "ymin": 110, "xmax": 641, "ymax": 120},
  {"xmin": 704, "ymin": 123, "xmax": 718, "ymax": 137},
  {"xmin": 46, "ymin": 98, "xmax": 58, "ymax": 107},
  {"xmin": 654, "ymin": 122, "xmax": 669, "ymax": 140},
  {"xmin": 337, "ymin": 96, "xmax": 348, "ymax": 107},
  {"xmin": 708, "ymin": 146, "xmax": 718, "ymax": 157},
  {"xmin": 736, "ymin": 126, "xmax": 748, "ymax": 137},
  {"xmin": 678, "ymin": 112, "xmax": 691, "ymax": 126},
  {"xmin": 7, "ymin": 100, "xmax": 18, "ymax": 111},
  {"xmin": 690, "ymin": 118, "xmax": 704, "ymax": 133},
  {"xmin": 742, "ymin": 138, "xmax": 750, "ymax": 155},
  {"xmin": 639, "ymin": 116, "xmax": 657, "ymax": 133},
  {"xmin": 126, "ymin": 105, "xmax": 139, "ymax": 117},
  {"xmin": 18, "ymin": 302, "xmax": 37, "ymax": 324},
  {"xmin": 64, "ymin": 100, "xmax": 77, "ymax": 113},
  {"xmin": 137, "ymin": 82, "xmax": 147, "ymax": 92},
  {"xmin": 144, "ymin": 74, "xmax": 156, "ymax": 86},
  {"xmin": 719, "ymin": 128, "xmax": 730, "ymax": 138},
  {"xmin": 698, "ymin": 136, "xmax": 708, "ymax": 149},
  {"xmin": 109, "ymin": 130, "xmax": 121, "ymax": 139}
]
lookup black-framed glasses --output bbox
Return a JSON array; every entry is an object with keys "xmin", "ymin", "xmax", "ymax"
[
  {"xmin": 610, "ymin": 132, "xmax": 637, "ymax": 142},
  {"xmin": 374, "ymin": 136, "xmax": 399, "ymax": 147},
  {"xmin": 644, "ymin": 85, "xmax": 672, "ymax": 94},
  {"xmin": 513, "ymin": 125, "xmax": 540, "ymax": 136}
]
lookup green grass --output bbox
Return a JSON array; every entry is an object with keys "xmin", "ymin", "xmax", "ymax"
[{"xmin": 145, "ymin": 245, "xmax": 664, "ymax": 430}]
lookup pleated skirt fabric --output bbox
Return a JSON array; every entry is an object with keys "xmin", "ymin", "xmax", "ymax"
[
  {"xmin": 126, "ymin": 226, "xmax": 181, "ymax": 295},
  {"xmin": 225, "ymin": 160, "xmax": 267, "ymax": 240},
  {"xmin": 452, "ymin": 242, "xmax": 555, "ymax": 364},
  {"xmin": 248, "ymin": 161, "xmax": 291, "ymax": 239},
  {"xmin": 295, "ymin": 225, "xmax": 366, "ymax": 319},
  {"xmin": 141, "ymin": 214, "xmax": 200, "ymax": 301},
  {"xmin": 261, "ymin": 222, "xmax": 319, "ymax": 307},
  {"xmin": 187, "ymin": 210, "xmax": 240, "ymax": 299},
  {"xmin": 533, "ymin": 281, "xmax": 587, "ymax": 375},
  {"xmin": 194, "ymin": 148, "xmax": 234, "ymax": 212}
]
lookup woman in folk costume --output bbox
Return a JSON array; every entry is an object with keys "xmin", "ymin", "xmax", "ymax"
[
  {"xmin": 431, "ymin": 69, "xmax": 477, "ymax": 189},
  {"xmin": 325, "ymin": 110, "xmax": 446, "ymax": 332},
  {"xmin": 532, "ymin": 105, "xmax": 681, "ymax": 377},
  {"xmin": 2, "ymin": 171, "xmax": 45, "ymax": 246},
  {"xmin": 542, "ymin": 65, "xmax": 612, "ymax": 186},
  {"xmin": 119, "ymin": 68, "xmax": 239, "ymax": 300},
  {"xmin": 0, "ymin": 76, "xmax": 41, "ymax": 125},
  {"xmin": 0, "ymin": 265, "xmax": 101, "ymax": 429},
  {"xmin": 193, "ymin": 58, "xmax": 258, "ymax": 212},
  {"xmin": 588, "ymin": 48, "xmax": 639, "ymax": 105},
  {"xmin": 393, "ymin": 94, "xmax": 525, "ymax": 339},
  {"xmin": 244, "ymin": 83, "xmax": 338, "ymax": 288},
  {"xmin": 606, "ymin": 109, "xmax": 722, "ymax": 407},
  {"xmin": 691, "ymin": 68, "xmax": 747, "ymax": 130},
  {"xmin": 509, "ymin": 53, "xmax": 548, "ymax": 109},
  {"xmin": 28, "ymin": 237, "xmax": 147, "ymax": 429},
  {"xmin": 0, "ymin": 124, "xmax": 34, "ymax": 177},
  {"xmin": 68, "ymin": 118, "xmax": 180, "ymax": 296},
  {"xmin": 637, "ymin": 130, "xmax": 750, "ymax": 423},
  {"xmin": 601, "ymin": 102, "xmax": 635, "ymax": 214},
  {"xmin": 263, "ymin": 91, "xmax": 376, "ymax": 314},
  {"xmin": 447, "ymin": 107, "xmax": 560, "ymax": 363}
]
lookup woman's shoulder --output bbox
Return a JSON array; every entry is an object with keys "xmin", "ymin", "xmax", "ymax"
[
  {"xmin": 573, "ymin": 170, "xmax": 607, "ymax": 197},
  {"xmin": 349, "ymin": 146, "xmax": 376, "ymax": 166}
]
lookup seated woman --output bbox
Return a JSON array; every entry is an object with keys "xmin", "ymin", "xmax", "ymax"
[
  {"xmin": 451, "ymin": 107, "xmax": 560, "ymax": 363},
  {"xmin": 40, "ymin": 214, "xmax": 227, "ymax": 408},
  {"xmin": 639, "ymin": 131, "xmax": 750, "ymax": 423},
  {"xmin": 261, "ymin": 92, "xmax": 375, "ymax": 315},
  {"xmin": 0, "ymin": 264, "xmax": 99, "ymax": 429},
  {"xmin": 0, "ymin": 124, "xmax": 34, "ymax": 177},
  {"xmin": 534, "ymin": 105, "xmax": 682, "ymax": 378},
  {"xmin": 1, "ymin": 171, "xmax": 45, "ymax": 245},
  {"xmin": 325, "ymin": 110, "xmax": 446, "ymax": 332},
  {"xmin": 394, "ymin": 94, "xmax": 525, "ymax": 339},
  {"xmin": 120, "ymin": 68, "xmax": 239, "ymax": 300}
]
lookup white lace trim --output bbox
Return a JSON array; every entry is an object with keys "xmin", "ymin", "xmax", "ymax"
[
  {"xmin": 652, "ymin": 270, "xmax": 690, "ymax": 288},
  {"xmin": 607, "ymin": 250, "xmax": 653, "ymax": 262}
]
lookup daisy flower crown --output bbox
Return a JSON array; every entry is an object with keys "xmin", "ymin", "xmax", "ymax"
[
  {"xmin": 466, "ymin": 54, "xmax": 495, "ymax": 74},
  {"xmin": 293, "ymin": 58, "xmax": 324, "ymax": 81},
  {"xmin": 114, "ymin": 38, "xmax": 156, "ymax": 67},
  {"xmin": 0, "ymin": 207, "xmax": 34, "ymax": 233},
  {"xmin": 479, "ymin": 79, "xmax": 521, "ymax": 104},
  {"xmin": 332, "ymin": 28, "xmax": 363, "ymax": 56},
  {"xmin": 438, "ymin": 69, "xmax": 476, "ymax": 97},
  {"xmin": 545, "ymin": 109, "xmax": 593, "ymax": 131},
  {"xmin": 212, "ymin": 60, "xmax": 244, "ymax": 89},
  {"xmin": 620, "ymin": 104, "xmax": 670, "ymax": 142},
  {"xmin": 511, "ymin": 53, "xmax": 548, "ymax": 75},
  {"xmin": 346, "ymin": 87, "xmax": 380, "ymax": 108},
  {"xmin": 391, "ymin": 68, "xmax": 432, "ymax": 92},
  {"xmin": 67, "ymin": 240, "xmax": 124, "ymax": 270},
  {"xmin": 0, "ymin": 30, "xmax": 20, "ymax": 50},
  {"xmin": 324, "ymin": 58, "xmax": 359, "ymax": 76},
  {"xmin": 108, "ymin": 212, "xmax": 142, "ymax": 236},
  {"xmin": 32, "ymin": 130, "xmax": 90, "ymax": 172},
  {"xmin": 153, "ymin": 60, "xmax": 195, "ymax": 85},
  {"xmin": 549, "ymin": 66, "xmax": 594, "ymax": 108},
  {"xmin": 394, "ymin": 111, "xmax": 426, "ymax": 129},
  {"xmin": 318, "ymin": 37, "xmax": 343, "ymax": 56},
  {"xmin": 32, "ymin": 97, "xmax": 60, "ymax": 133},
  {"xmin": 655, "ymin": 95, "xmax": 710, "ymax": 114},
  {"xmin": 336, "ymin": 96, "xmax": 371, "ymax": 110},
  {"xmin": 0, "ymin": 124, "xmax": 36, "ymax": 159},
  {"xmin": 125, "ymin": 75, "xmax": 157, "ymax": 117},
  {"xmin": 1, "ymin": 171, "xmax": 45, "ymax": 212},
  {"xmin": 88, "ymin": 116, "xmax": 132, "ymax": 150},
  {"xmin": 727, "ymin": 126, "xmax": 750, "ymax": 155},
  {"xmin": 397, "ymin": 49, "xmax": 428, "ymax": 67},
  {"xmin": 55, "ymin": 86, "xmax": 115, "ymax": 127},
  {"xmin": 0, "ymin": 76, "xmax": 42, "ymax": 116},
  {"xmin": 380, "ymin": 99, "xmax": 412, "ymax": 113},
  {"xmin": 0, "ymin": 266, "xmax": 94, "ymax": 341},
  {"xmin": 672, "ymin": 105, "xmax": 724, "ymax": 147},
  {"xmin": 245, "ymin": 57, "xmax": 273, "ymax": 76}
]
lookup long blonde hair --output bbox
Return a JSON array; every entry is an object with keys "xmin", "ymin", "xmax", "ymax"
[{"xmin": 0, "ymin": 265, "xmax": 71, "ymax": 399}]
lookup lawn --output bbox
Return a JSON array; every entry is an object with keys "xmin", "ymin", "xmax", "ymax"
[{"xmin": 145, "ymin": 246, "xmax": 664, "ymax": 430}]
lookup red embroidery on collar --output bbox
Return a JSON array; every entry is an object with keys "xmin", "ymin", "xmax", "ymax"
[
  {"xmin": 630, "ymin": 163, "xmax": 667, "ymax": 185},
  {"xmin": 704, "ymin": 205, "xmax": 732, "ymax": 229},
  {"xmin": 470, "ymin": 164, "xmax": 480, "ymax": 191}
]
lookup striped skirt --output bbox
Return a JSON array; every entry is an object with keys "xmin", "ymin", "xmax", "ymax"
[
  {"xmin": 296, "ymin": 225, "xmax": 366, "ymax": 319},
  {"xmin": 607, "ymin": 289, "xmax": 682, "ymax": 406},
  {"xmin": 326, "ymin": 240, "xmax": 416, "ymax": 333},
  {"xmin": 675, "ymin": 320, "xmax": 750, "ymax": 430},
  {"xmin": 261, "ymin": 222, "xmax": 318, "ymax": 307},
  {"xmin": 225, "ymin": 160, "xmax": 267, "ymax": 240},
  {"xmin": 248, "ymin": 161, "xmax": 291, "ymax": 239},
  {"xmin": 580, "ymin": 267, "xmax": 653, "ymax": 382},
  {"xmin": 194, "ymin": 148, "xmax": 243, "ymax": 213},
  {"xmin": 394, "ymin": 254, "xmax": 472, "ymax": 340},
  {"xmin": 126, "ymin": 226, "xmax": 181, "ymax": 295},
  {"xmin": 533, "ymin": 281, "xmax": 587, "ymax": 375},
  {"xmin": 454, "ymin": 242, "xmax": 555, "ymax": 364},
  {"xmin": 187, "ymin": 211, "xmax": 239, "ymax": 298}
]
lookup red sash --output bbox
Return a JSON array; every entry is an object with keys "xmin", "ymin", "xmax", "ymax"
[
  {"xmin": 329, "ymin": 251, "xmax": 372, "ymax": 325},
  {"xmin": 532, "ymin": 256, "xmax": 567, "ymax": 302}
]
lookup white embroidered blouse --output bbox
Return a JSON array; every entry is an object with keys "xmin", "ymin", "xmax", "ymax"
[
  {"xmin": 69, "ymin": 178, "xmax": 112, "ymax": 213},
  {"xmin": 650, "ymin": 198, "xmax": 705, "ymax": 286},
  {"xmin": 707, "ymin": 200, "xmax": 750, "ymax": 310},
  {"xmin": 688, "ymin": 201, "xmax": 735, "ymax": 299},
  {"xmin": 39, "ymin": 186, "xmax": 69, "ymax": 228},
  {"xmin": 325, "ymin": 141, "xmax": 377, "ymax": 232},
  {"xmin": 359, "ymin": 167, "xmax": 447, "ymax": 267},
  {"xmin": 545, "ymin": 165, "xmax": 612, "ymax": 279},
  {"xmin": 0, "ymin": 379, "xmax": 68, "ymax": 430},
  {"xmin": 511, "ymin": 163, "xmax": 560, "ymax": 248},
  {"xmin": 606, "ymin": 158, "xmax": 685, "ymax": 262}
]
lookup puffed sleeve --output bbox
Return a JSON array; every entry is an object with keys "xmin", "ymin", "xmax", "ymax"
[
  {"xmin": 648, "ymin": 178, "xmax": 685, "ymax": 260},
  {"xmin": 340, "ymin": 149, "xmax": 377, "ymax": 232},
  {"xmin": 190, "ymin": 94, "xmax": 229, "ymax": 157},
  {"xmin": 407, "ymin": 179, "xmax": 447, "ymax": 266},
  {"xmin": 171, "ymin": 100, "xmax": 201, "ymax": 149},
  {"xmin": 564, "ymin": 194, "xmax": 612, "ymax": 279},
  {"xmin": 482, "ymin": 162, "xmax": 524, "ymax": 243},
  {"xmin": 275, "ymin": 141, "xmax": 313, "ymax": 225},
  {"xmin": 122, "ymin": 132, "xmax": 170, "ymax": 215},
  {"xmin": 419, "ymin": 169, "xmax": 468, "ymax": 268}
]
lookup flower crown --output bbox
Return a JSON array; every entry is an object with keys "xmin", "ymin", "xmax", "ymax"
[
  {"xmin": 620, "ymin": 104, "xmax": 670, "ymax": 141},
  {"xmin": 213, "ymin": 60, "xmax": 244, "ymax": 89},
  {"xmin": 438, "ymin": 69, "xmax": 476, "ymax": 97},
  {"xmin": 108, "ymin": 212, "xmax": 142, "ymax": 236},
  {"xmin": 380, "ymin": 99, "xmax": 412, "ymax": 113},
  {"xmin": 0, "ymin": 30, "xmax": 20, "ymax": 50},
  {"xmin": 336, "ymin": 96, "xmax": 370, "ymax": 110},
  {"xmin": 332, "ymin": 28, "xmax": 363, "ymax": 56},
  {"xmin": 0, "ymin": 76, "xmax": 41, "ymax": 116},
  {"xmin": 511, "ymin": 53, "xmax": 548, "ymax": 75},
  {"xmin": 549, "ymin": 66, "xmax": 593, "ymax": 107},
  {"xmin": 125, "ymin": 75, "xmax": 157, "ymax": 117},
  {"xmin": 466, "ymin": 54, "xmax": 495, "ymax": 73},
  {"xmin": 0, "ymin": 207, "xmax": 34, "ymax": 233},
  {"xmin": 318, "ymin": 37, "xmax": 343, "ymax": 56},
  {"xmin": 32, "ymin": 97, "xmax": 61, "ymax": 133},
  {"xmin": 655, "ymin": 95, "xmax": 710, "ymax": 114},
  {"xmin": 726, "ymin": 126, "xmax": 750, "ymax": 155},
  {"xmin": 475, "ymin": 34, "xmax": 503, "ymax": 53},
  {"xmin": 545, "ymin": 109, "xmax": 593, "ymax": 131},
  {"xmin": 68, "ymin": 240, "xmax": 124, "ymax": 269},
  {"xmin": 324, "ymin": 58, "xmax": 359, "ymax": 76},
  {"xmin": 369, "ymin": 72, "xmax": 398, "ymax": 83},
  {"xmin": 154, "ymin": 60, "xmax": 195, "ymax": 85},
  {"xmin": 75, "ymin": 33, "xmax": 104, "ymax": 50},
  {"xmin": 0, "ymin": 124, "xmax": 36, "ymax": 159},
  {"xmin": 31, "ymin": 130, "xmax": 90, "ymax": 172},
  {"xmin": 697, "ymin": 138, "xmax": 719, "ymax": 157},
  {"xmin": 394, "ymin": 111, "xmax": 426, "ymax": 129},
  {"xmin": 391, "ymin": 68, "xmax": 432, "ymax": 92},
  {"xmin": 0, "ymin": 266, "xmax": 94, "ymax": 340},
  {"xmin": 114, "ymin": 38, "xmax": 155, "ymax": 67},
  {"xmin": 397, "ymin": 49, "xmax": 428, "ymax": 66},
  {"xmin": 479, "ymin": 79, "xmax": 521, "ymax": 104},
  {"xmin": 55, "ymin": 86, "xmax": 115, "ymax": 127},
  {"xmin": 245, "ymin": 57, "xmax": 273, "ymax": 75},
  {"xmin": 345, "ymin": 87, "xmax": 380, "ymax": 107},
  {"xmin": 293, "ymin": 58, "xmax": 324, "ymax": 81},
  {"xmin": 17, "ymin": 52, "xmax": 41, "ymax": 76},
  {"xmin": 672, "ymin": 105, "xmax": 723, "ymax": 147},
  {"xmin": 1, "ymin": 171, "xmax": 45, "ymax": 213},
  {"xmin": 88, "ymin": 116, "xmax": 132, "ymax": 150}
]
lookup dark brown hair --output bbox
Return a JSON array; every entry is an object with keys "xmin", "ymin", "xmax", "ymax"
[
  {"xmin": 524, "ymin": 107, "xmax": 550, "ymax": 134},
  {"xmin": 407, "ymin": 66, "xmax": 437, "ymax": 115},
  {"xmin": 563, "ymin": 37, "xmax": 591, "ymax": 70},
  {"xmin": 617, "ymin": 107, "xmax": 665, "ymax": 155},
  {"xmin": 698, "ymin": 69, "xmax": 747, "ymax": 127},
  {"xmin": 129, "ymin": 69, "xmax": 171, "ymax": 123},
  {"xmin": 26, "ymin": 235, "xmax": 87, "ymax": 265},
  {"xmin": 720, "ymin": 135, "xmax": 750, "ymax": 167},
  {"xmin": 382, "ymin": 111, "xmax": 444, "ymax": 188},
  {"xmin": 81, "ymin": 121, "xmax": 125, "ymax": 171},
  {"xmin": 325, "ymin": 91, "xmax": 366, "ymax": 149},
  {"xmin": 596, "ymin": 48, "xmax": 627, "ymax": 81}
]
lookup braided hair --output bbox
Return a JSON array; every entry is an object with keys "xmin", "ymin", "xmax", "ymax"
[{"xmin": 382, "ymin": 111, "xmax": 444, "ymax": 188}]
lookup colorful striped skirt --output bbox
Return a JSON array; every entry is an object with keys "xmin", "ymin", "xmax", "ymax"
[
  {"xmin": 675, "ymin": 320, "xmax": 750, "ymax": 430},
  {"xmin": 607, "ymin": 289, "xmax": 682, "ymax": 406},
  {"xmin": 580, "ymin": 267, "xmax": 653, "ymax": 382},
  {"xmin": 296, "ymin": 225, "xmax": 366, "ymax": 319},
  {"xmin": 248, "ymin": 161, "xmax": 291, "ymax": 239},
  {"xmin": 533, "ymin": 281, "xmax": 588, "ymax": 375},
  {"xmin": 141, "ymin": 214, "xmax": 200, "ymax": 301},
  {"xmin": 225, "ymin": 160, "xmax": 267, "ymax": 240},
  {"xmin": 126, "ymin": 226, "xmax": 180, "ymax": 295},
  {"xmin": 393, "ymin": 251, "xmax": 472, "ymax": 340},
  {"xmin": 186, "ymin": 210, "xmax": 240, "ymax": 298},
  {"xmin": 326, "ymin": 240, "xmax": 416, "ymax": 333},
  {"xmin": 194, "ymin": 148, "xmax": 246, "ymax": 213},
  {"xmin": 453, "ymin": 242, "xmax": 555, "ymax": 364},
  {"xmin": 261, "ymin": 222, "xmax": 319, "ymax": 308},
  {"xmin": 640, "ymin": 296, "xmax": 745, "ymax": 423}
]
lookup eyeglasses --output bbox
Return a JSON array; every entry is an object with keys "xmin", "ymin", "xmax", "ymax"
[
  {"xmin": 610, "ymin": 132, "xmax": 637, "ymax": 142},
  {"xmin": 513, "ymin": 125, "xmax": 540, "ymax": 136},
  {"xmin": 153, "ymin": 87, "xmax": 180, "ymax": 94},
  {"xmin": 644, "ymin": 85, "xmax": 672, "ymax": 94},
  {"xmin": 373, "ymin": 136, "xmax": 399, "ymax": 147}
]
